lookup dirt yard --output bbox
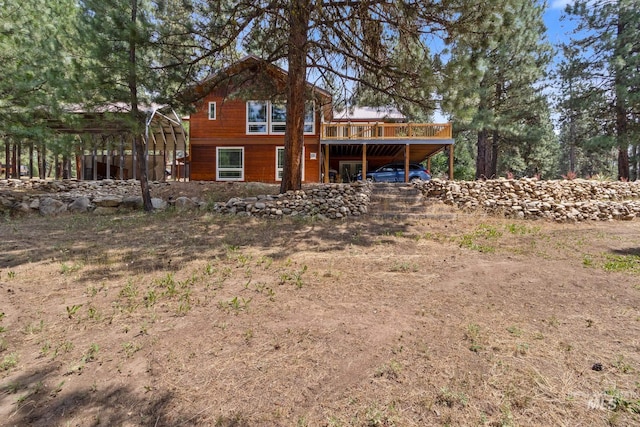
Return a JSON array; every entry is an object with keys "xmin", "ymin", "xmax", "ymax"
[{"xmin": 1, "ymin": 183, "xmax": 639, "ymax": 426}]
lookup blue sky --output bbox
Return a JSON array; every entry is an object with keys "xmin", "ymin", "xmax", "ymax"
[{"xmin": 543, "ymin": 0, "xmax": 575, "ymax": 46}]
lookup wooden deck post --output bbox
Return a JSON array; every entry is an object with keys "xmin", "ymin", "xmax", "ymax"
[
  {"xmin": 323, "ymin": 143, "xmax": 329, "ymax": 183},
  {"xmin": 119, "ymin": 135, "xmax": 125, "ymax": 180},
  {"xmin": 449, "ymin": 145, "xmax": 454, "ymax": 180},
  {"xmin": 132, "ymin": 135, "xmax": 137, "ymax": 180},
  {"xmin": 92, "ymin": 138, "xmax": 98, "ymax": 181},
  {"xmin": 404, "ymin": 144, "xmax": 410, "ymax": 182},
  {"xmin": 361, "ymin": 143, "xmax": 367, "ymax": 180},
  {"xmin": 105, "ymin": 137, "xmax": 111, "ymax": 180}
]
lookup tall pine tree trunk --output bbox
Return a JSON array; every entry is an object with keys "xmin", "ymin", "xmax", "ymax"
[
  {"xmin": 280, "ymin": 0, "xmax": 310, "ymax": 193},
  {"xmin": 615, "ymin": 4, "xmax": 630, "ymax": 181},
  {"xmin": 129, "ymin": 0, "xmax": 152, "ymax": 210},
  {"xmin": 476, "ymin": 129, "xmax": 492, "ymax": 179},
  {"xmin": 491, "ymin": 130, "xmax": 499, "ymax": 178}
]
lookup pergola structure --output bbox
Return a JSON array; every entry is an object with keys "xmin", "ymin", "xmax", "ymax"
[
  {"xmin": 2, "ymin": 104, "xmax": 188, "ymax": 181},
  {"xmin": 320, "ymin": 122, "xmax": 455, "ymax": 182}
]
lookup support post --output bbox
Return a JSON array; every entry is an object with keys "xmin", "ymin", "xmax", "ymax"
[
  {"xmin": 449, "ymin": 145, "xmax": 454, "ymax": 180},
  {"xmin": 120, "ymin": 135, "xmax": 125, "ymax": 180},
  {"xmin": 404, "ymin": 144, "xmax": 410, "ymax": 182},
  {"xmin": 105, "ymin": 137, "xmax": 111, "ymax": 180},
  {"xmin": 151, "ymin": 131, "xmax": 157, "ymax": 181},
  {"xmin": 361, "ymin": 143, "xmax": 367, "ymax": 181},
  {"xmin": 132, "ymin": 135, "xmax": 137, "ymax": 180},
  {"xmin": 323, "ymin": 144, "xmax": 330, "ymax": 183},
  {"xmin": 161, "ymin": 130, "xmax": 167, "ymax": 182},
  {"xmin": 16, "ymin": 142, "xmax": 21, "ymax": 179},
  {"xmin": 92, "ymin": 140, "xmax": 97, "ymax": 181}
]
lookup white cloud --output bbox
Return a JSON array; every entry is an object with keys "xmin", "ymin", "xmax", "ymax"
[{"xmin": 550, "ymin": 0, "xmax": 573, "ymax": 9}]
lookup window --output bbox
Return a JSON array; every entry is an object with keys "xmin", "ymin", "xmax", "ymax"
[
  {"xmin": 304, "ymin": 102, "xmax": 315, "ymax": 134},
  {"xmin": 271, "ymin": 103, "xmax": 287, "ymax": 134},
  {"xmin": 217, "ymin": 147, "xmax": 244, "ymax": 181},
  {"xmin": 208, "ymin": 102, "xmax": 216, "ymax": 120},
  {"xmin": 247, "ymin": 101, "xmax": 268, "ymax": 134},
  {"xmin": 247, "ymin": 101, "xmax": 315, "ymax": 135},
  {"xmin": 276, "ymin": 146, "xmax": 305, "ymax": 181},
  {"xmin": 276, "ymin": 147, "xmax": 285, "ymax": 181}
]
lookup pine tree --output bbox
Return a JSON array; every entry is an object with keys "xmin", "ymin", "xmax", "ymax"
[
  {"xmin": 564, "ymin": 0, "xmax": 640, "ymax": 180},
  {"xmin": 0, "ymin": 0, "xmax": 76, "ymax": 174},
  {"xmin": 440, "ymin": 0, "xmax": 555, "ymax": 179},
  {"xmin": 74, "ymin": 0, "xmax": 231, "ymax": 210}
]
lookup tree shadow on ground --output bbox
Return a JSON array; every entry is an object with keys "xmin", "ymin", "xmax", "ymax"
[
  {"xmin": 0, "ymin": 211, "xmax": 414, "ymax": 285},
  {"xmin": 0, "ymin": 362, "xmax": 192, "ymax": 426},
  {"xmin": 610, "ymin": 247, "xmax": 640, "ymax": 257}
]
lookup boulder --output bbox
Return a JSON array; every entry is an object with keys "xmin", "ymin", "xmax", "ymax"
[
  {"xmin": 39, "ymin": 198, "xmax": 68, "ymax": 216},
  {"xmin": 93, "ymin": 195, "xmax": 122, "ymax": 207},
  {"xmin": 174, "ymin": 196, "xmax": 198, "ymax": 210},
  {"xmin": 68, "ymin": 197, "xmax": 92, "ymax": 213},
  {"xmin": 151, "ymin": 198, "xmax": 167, "ymax": 210}
]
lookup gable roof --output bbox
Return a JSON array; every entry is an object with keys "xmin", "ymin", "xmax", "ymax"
[{"xmin": 186, "ymin": 55, "xmax": 333, "ymax": 119}]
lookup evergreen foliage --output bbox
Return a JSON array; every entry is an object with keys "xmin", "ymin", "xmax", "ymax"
[
  {"xmin": 560, "ymin": 0, "xmax": 640, "ymax": 180},
  {"xmin": 440, "ymin": 0, "xmax": 557, "ymax": 179}
]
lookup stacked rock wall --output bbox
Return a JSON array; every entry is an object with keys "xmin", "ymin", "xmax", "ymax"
[
  {"xmin": 210, "ymin": 183, "xmax": 370, "ymax": 219},
  {"xmin": 0, "ymin": 179, "xmax": 173, "ymax": 215},
  {"xmin": 2, "ymin": 178, "xmax": 640, "ymax": 221},
  {"xmin": 415, "ymin": 178, "xmax": 640, "ymax": 221}
]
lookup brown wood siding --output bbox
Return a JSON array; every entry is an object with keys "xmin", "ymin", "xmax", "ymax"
[
  {"xmin": 190, "ymin": 145, "xmax": 217, "ymax": 181},
  {"xmin": 190, "ymin": 140, "xmax": 320, "ymax": 183},
  {"xmin": 191, "ymin": 92, "xmax": 320, "ymax": 139}
]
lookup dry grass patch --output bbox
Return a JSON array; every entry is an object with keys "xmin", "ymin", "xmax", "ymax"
[{"xmin": 0, "ymin": 207, "xmax": 639, "ymax": 426}]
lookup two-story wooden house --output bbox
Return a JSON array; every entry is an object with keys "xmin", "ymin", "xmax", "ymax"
[{"xmin": 189, "ymin": 55, "xmax": 454, "ymax": 183}]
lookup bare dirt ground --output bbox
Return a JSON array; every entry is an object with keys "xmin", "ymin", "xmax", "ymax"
[{"xmin": 1, "ymin": 182, "xmax": 639, "ymax": 426}]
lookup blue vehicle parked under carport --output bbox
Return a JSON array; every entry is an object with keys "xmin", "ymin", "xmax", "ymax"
[{"xmin": 357, "ymin": 163, "xmax": 431, "ymax": 182}]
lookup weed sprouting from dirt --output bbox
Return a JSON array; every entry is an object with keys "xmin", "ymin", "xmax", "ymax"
[
  {"xmin": 459, "ymin": 224, "xmax": 502, "ymax": 253},
  {"xmin": 1, "ymin": 352, "xmax": 18, "ymax": 371},
  {"xmin": 66, "ymin": 304, "xmax": 83, "ymax": 319},
  {"xmin": 389, "ymin": 261, "xmax": 418, "ymax": 272},
  {"xmin": 602, "ymin": 254, "xmax": 640, "ymax": 274},
  {"xmin": 465, "ymin": 323, "xmax": 484, "ymax": 352}
]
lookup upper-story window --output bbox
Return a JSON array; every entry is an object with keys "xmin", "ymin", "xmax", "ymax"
[
  {"xmin": 304, "ymin": 102, "xmax": 315, "ymax": 133},
  {"xmin": 208, "ymin": 102, "xmax": 216, "ymax": 120},
  {"xmin": 247, "ymin": 101, "xmax": 315, "ymax": 135},
  {"xmin": 247, "ymin": 101, "xmax": 268, "ymax": 134},
  {"xmin": 271, "ymin": 103, "xmax": 287, "ymax": 134}
]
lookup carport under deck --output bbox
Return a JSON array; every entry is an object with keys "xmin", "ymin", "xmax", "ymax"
[{"xmin": 320, "ymin": 122, "xmax": 455, "ymax": 182}]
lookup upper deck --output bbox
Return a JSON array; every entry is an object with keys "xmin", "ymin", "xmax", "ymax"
[{"xmin": 320, "ymin": 122, "xmax": 452, "ymax": 143}]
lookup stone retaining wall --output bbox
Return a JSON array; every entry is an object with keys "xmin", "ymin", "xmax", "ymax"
[
  {"xmin": 2, "ymin": 178, "xmax": 640, "ymax": 222},
  {"xmin": 415, "ymin": 178, "xmax": 640, "ymax": 221},
  {"xmin": 0, "ymin": 179, "xmax": 177, "ymax": 216},
  {"xmin": 210, "ymin": 183, "xmax": 370, "ymax": 219}
]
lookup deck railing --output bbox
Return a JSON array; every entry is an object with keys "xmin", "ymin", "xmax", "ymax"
[{"xmin": 321, "ymin": 122, "xmax": 452, "ymax": 140}]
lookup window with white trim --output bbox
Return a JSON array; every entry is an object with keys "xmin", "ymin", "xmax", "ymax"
[
  {"xmin": 208, "ymin": 102, "xmax": 216, "ymax": 120},
  {"xmin": 276, "ymin": 146, "xmax": 305, "ymax": 181},
  {"xmin": 304, "ymin": 102, "xmax": 315, "ymax": 133},
  {"xmin": 246, "ymin": 101, "xmax": 315, "ymax": 135},
  {"xmin": 271, "ymin": 103, "xmax": 287, "ymax": 134},
  {"xmin": 247, "ymin": 101, "xmax": 268, "ymax": 134},
  {"xmin": 217, "ymin": 147, "xmax": 244, "ymax": 181}
]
